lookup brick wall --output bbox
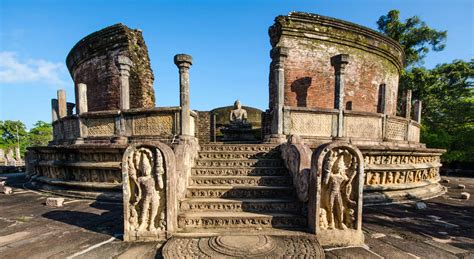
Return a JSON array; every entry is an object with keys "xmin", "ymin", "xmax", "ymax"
[
  {"xmin": 67, "ymin": 24, "xmax": 155, "ymax": 112},
  {"xmin": 269, "ymin": 13, "xmax": 403, "ymax": 116}
]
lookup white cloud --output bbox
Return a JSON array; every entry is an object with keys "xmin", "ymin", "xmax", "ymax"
[{"xmin": 0, "ymin": 52, "xmax": 69, "ymax": 86}]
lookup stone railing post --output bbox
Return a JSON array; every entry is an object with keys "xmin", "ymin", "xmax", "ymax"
[
  {"xmin": 76, "ymin": 83, "xmax": 88, "ymax": 144},
  {"xmin": 117, "ymin": 56, "xmax": 132, "ymax": 110},
  {"xmin": 76, "ymin": 83, "xmax": 88, "ymax": 114},
  {"xmin": 270, "ymin": 47, "xmax": 289, "ymax": 142},
  {"xmin": 331, "ymin": 54, "xmax": 349, "ymax": 138},
  {"xmin": 414, "ymin": 100, "xmax": 422, "ymax": 123},
  {"xmin": 57, "ymin": 89, "xmax": 67, "ymax": 119},
  {"xmin": 51, "ymin": 99, "xmax": 59, "ymax": 122},
  {"xmin": 174, "ymin": 54, "xmax": 193, "ymax": 137},
  {"xmin": 404, "ymin": 89, "xmax": 412, "ymax": 119}
]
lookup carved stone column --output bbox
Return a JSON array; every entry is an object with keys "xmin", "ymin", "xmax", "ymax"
[
  {"xmin": 51, "ymin": 99, "xmax": 59, "ymax": 122},
  {"xmin": 404, "ymin": 89, "xmax": 412, "ymax": 119},
  {"xmin": 413, "ymin": 100, "xmax": 422, "ymax": 123},
  {"xmin": 270, "ymin": 47, "xmax": 288, "ymax": 142},
  {"xmin": 174, "ymin": 54, "xmax": 193, "ymax": 137},
  {"xmin": 57, "ymin": 89, "xmax": 67, "ymax": 119},
  {"xmin": 117, "ymin": 56, "xmax": 133, "ymax": 110},
  {"xmin": 331, "ymin": 54, "xmax": 349, "ymax": 138}
]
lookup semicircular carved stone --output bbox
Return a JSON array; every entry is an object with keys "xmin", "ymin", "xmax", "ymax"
[
  {"xmin": 308, "ymin": 141, "xmax": 364, "ymax": 247},
  {"xmin": 122, "ymin": 142, "xmax": 176, "ymax": 242},
  {"xmin": 281, "ymin": 135, "xmax": 312, "ymax": 202}
]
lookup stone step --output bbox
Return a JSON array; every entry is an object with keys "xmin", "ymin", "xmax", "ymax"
[
  {"xmin": 197, "ymin": 151, "xmax": 280, "ymax": 160},
  {"xmin": 191, "ymin": 167, "xmax": 289, "ymax": 177},
  {"xmin": 195, "ymin": 159, "xmax": 283, "ymax": 168},
  {"xmin": 200, "ymin": 144, "xmax": 278, "ymax": 153},
  {"xmin": 186, "ymin": 186, "xmax": 295, "ymax": 199},
  {"xmin": 178, "ymin": 212, "xmax": 306, "ymax": 229},
  {"xmin": 180, "ymin": 198, "xmax": 303, "ymax": 213},
  {"xmin": 189, "ymin": 176, "xmax": 292, "ymax": 187}
]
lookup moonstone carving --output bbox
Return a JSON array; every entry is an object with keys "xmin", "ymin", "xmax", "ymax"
[
  {"xmin": 123, "ymin": 143, "xmax": 176, "ymax": 242},
  {"xmin": 309, "ymin": 141, "xmax": 364, "ymax": 246}
]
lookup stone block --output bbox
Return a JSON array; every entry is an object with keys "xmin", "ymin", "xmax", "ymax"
[
  {"xmin": 460, "ymin": 192, "xmax": 470, "ymax": 200},
  {"xmin": 46, "ymin": 197, "xmax": 65, "ymax": 207},
  {"xmin": 1, "ymin": 186, "xmax": 12, "ymax": 195},
  {"xmin": 457, "ymin": 184, "xmax": 466, "ymax": 189},
  {"xmin": 416, "ymin": 202, "xmax": 427, "ymax": 210}
]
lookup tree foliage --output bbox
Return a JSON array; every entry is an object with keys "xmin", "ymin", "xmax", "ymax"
[
  {"xmin": 377, "ymin": 10, "xmax": 447, "ymax": 68},
  {"xmin": 0, "ymin": 120, "xmax": 52, "ymax": 158},
  {"xmin": 377, "ymin": 10, "xmax": 473, "ymax": 166}
]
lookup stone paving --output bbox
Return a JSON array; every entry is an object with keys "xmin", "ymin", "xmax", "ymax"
[{"xmin": 0, "ymin": 172, "xmax": 472, "ymax": 258}]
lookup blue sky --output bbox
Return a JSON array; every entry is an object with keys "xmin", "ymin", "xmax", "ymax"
[{"xmin": 1, "ymin": 0, "xmax": 472, "ymax": 129}]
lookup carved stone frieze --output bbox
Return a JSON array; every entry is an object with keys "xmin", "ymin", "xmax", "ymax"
[
  {"xmin": 364, "ymin": 154, "xmax": 440, "ymax": 165},
  {"xmin": 200, "ymin": 145, "xmax": 276, "ymax": 152},
  {"xmin": 187, "ymin": 188, "xmax": 294, "ymax": 199},
  {"xmin": 365, "ymin": 167, "xmax": 440, "ymax": 186},
  {"xmin": 180, "ymin": 201, "xmax": 301, "ymax": 213},
  {"xmin": 190, "ymin": 176, "xmax": 291, "ymax": 186},
  {"xmin": 195, "ymin": 159, "xmax": 283, "ymax": 167},
  {"xmin": 178, "ymin": 216, "xmax": 306, "ymax": 229},
  {"xmin": 122, "ymin": 143, "xmax": 176, "ymax": 242},
  {"xmin": 309, "ymin": 141, "xmax": 364, "ymax": 246},
  {"xmin": 191, "ymin": 167, "xmax": 287, "ymax": 177},
  {"xmin": 198, "ymin": 151, "xmax": 278, "ymax": 160},
  {"xmin": 386, "ymin": 118, "xmax": 407, "ymax": 140}
]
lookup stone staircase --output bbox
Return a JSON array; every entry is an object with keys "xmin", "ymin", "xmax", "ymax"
[{"xmin": 178, "ymin": 143, "xmax": 306, "ymax": 232}]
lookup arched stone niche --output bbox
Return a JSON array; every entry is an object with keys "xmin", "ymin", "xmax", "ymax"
[
  {"xmin": 122, "ymin": 142, "xmax": 176, "ymax": 242},
  {"xmin": 308, "ymin": 141, "xmax": 365, "ymax": 246}
]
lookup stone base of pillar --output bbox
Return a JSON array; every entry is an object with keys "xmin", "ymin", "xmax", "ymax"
[
  {"xmin": 264, "ymin": 134, "xmax": 287, "ymax": 144},
  {"xmin": 112, "ymin": 136, "xmax": 128, "ymax": 144}
]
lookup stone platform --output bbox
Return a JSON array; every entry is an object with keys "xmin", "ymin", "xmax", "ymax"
[{"xmin": 1, "ymin": 172, "xmax": 472, "ymax": 258}]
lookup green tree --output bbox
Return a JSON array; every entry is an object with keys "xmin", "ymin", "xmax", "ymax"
[
  {"xmin": 28, "ymin": 121, "xmax": 53, "ymax": 147},
  {"xmin": 0, "ymin": 120, "xmax": 29, "ymax": 156},
  {"xmin": 377, "ymin": 9, "xmax": 447, "ymax": 68}
]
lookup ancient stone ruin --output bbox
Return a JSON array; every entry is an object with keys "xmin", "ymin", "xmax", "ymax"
[{"xmin": 26, "ymin": 12, "xmax": 445, "ymax": 255}]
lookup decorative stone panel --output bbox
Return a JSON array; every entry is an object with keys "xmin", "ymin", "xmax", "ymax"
[
  {"xmin": 386, "ymin": 118, "xmax": 407, "ymax": 141},
  {"xmin": 309, "ymin": 142, "xmax": 364, "ymax": 246},
  {"xmin": 122, "ymin": 143, "xmax": 176, "ymax": 242},
  {"xmin": 133, "ymin": 114, "xmax": 173, "ymax": 137},
  {"xmin": 344, "ymin": 116, "xmax": 382, "ymax": 139},
  {"xmin": 84, "ymin": 118, "xmax": 115, "ymax": 137},
  {"xmin": 289, "ymin": 112, "xmax": 333, "ymax": 137},
  {"xmin": 408, "ymin": 123, "xmax": 420, "ymax": 142}
]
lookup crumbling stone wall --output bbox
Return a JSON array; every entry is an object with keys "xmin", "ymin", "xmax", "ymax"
[
  {"xmin": 269, "ymin": 12, "xmax": 404, "ymax": 116},
  {"xmin": 66, "ymin": 23, "xmax": 155, "ymax": 112}
]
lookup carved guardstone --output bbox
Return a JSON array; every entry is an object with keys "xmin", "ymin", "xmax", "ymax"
[
  {"xmin": 308, "ymin": 142, "xmax": 364, "ymax": 246},
  {"xmin": 122, "ymin": 143, "xmax": 176, "ymax": 242}
]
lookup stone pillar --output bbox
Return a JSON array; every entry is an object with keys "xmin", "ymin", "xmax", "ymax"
[
  {"xmin": 0, "ymin": 149, "xmax": 5, "ymax": 164},
  {"xmin": 404, "ymin": 89, "xmax": 412, "ymax": 119},
  {"xmin": 51, "ymin": 99, "xmax": 59, "ymax": 122},
  {"xmin": 174, "ymin": 54, "xmax": 193, "ymax": 137},
  {"xmin": 331, "ymin": 54, "xmax": 349, "ymax": 138},
  {"xmin": 76, "ymin": 83, "xmax": 88, "ymax": 114},
  {"xmin": 57, "ymin": 89, "xmax": 67, "ymax": 119},
  {"xmin": 116, "ymin": 56, "xmax": 132, "ymax": 110},
  {"xmin": 414, "ymin": 100, "xmax": 422, "ymax": 123},
  {"xmin": 270, "ymin": 47, "xmax": 289, "ymax": 139}
]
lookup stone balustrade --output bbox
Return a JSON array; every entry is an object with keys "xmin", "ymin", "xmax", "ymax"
[{"xmin": 51, "ymin": 107, "xmax": 198, "ymax": 144}]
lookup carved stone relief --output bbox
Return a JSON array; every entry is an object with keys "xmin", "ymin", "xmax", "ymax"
[
  {"xmin": 84, "ymin": 118, "xmax": 115, "ymax": 136},
  {"xmin": 133, "ymin": 114, "xmax": 173, "ymax": 136},
  {"xmin": 281, "ymin": 135, "xmax": 311, "ymax": 202},
  {"xmin": 309, "ymin": 142, "xmax": 364, "ymax": 246},
  {"xmin": 123, "ymin": 145, "xmax": 167, "ymax": 241}
]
